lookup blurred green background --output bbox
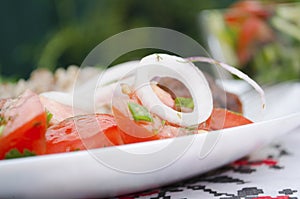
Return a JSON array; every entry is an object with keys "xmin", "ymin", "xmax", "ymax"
[
  {"xmin": 0, "ymin": 0, "xmax": 236, "ymax": 79},
  {"xmin": 202, "ymin": 0, "xmax": 300, "ymax": 83}
]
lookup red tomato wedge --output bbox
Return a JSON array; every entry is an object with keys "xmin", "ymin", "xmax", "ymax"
[
  {"xmin": 0, "ymin": 90, "xmax": 47, "ymax": 159},
  {"xmin": 46, "ymin": 114, "xmax": 123, "ymax": 154},
  {"xmin": 199, "ymin": 108, "xmax": 253, "ymax": 131},
  {"xmin": 40, "ymin": 95, "xmax": 87, "ymax": 124},
  {"xmin": 112, "ymin": 106, "xmax": 161, "ymax": 144}
]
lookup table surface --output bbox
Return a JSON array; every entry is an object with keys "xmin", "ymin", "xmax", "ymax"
[{"xmin": 116, "ymin": 126, "xmax": 300, "ymax": 199}]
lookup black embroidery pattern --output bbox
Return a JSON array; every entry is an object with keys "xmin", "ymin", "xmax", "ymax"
[
  {"xmin": 279, "ymin": 189, "xmax": 298, "ymax": 195},
  {"xmin": 220, "ymin": 187, "xmax": 263, "ymax": 198},
  {"xmin": 117, "ymin": 144, "xmax": 298, "ymax": 199}
]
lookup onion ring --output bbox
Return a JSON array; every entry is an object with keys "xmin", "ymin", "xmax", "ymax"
[{"xmin": 134, "ymin": 54, "xmax": 213, "ymax": 127}]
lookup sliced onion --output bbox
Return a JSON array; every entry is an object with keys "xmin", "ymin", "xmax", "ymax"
[
  {"xmin": 134, "ymin": 54, "xmax": 213, "ymax": 127},
  {"xmin": 186, "ymin": 56, "xmax": 266, "ymax": 109}
]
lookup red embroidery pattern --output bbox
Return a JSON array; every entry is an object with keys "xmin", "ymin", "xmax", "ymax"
[
  {"xmin": 233, "ymin": 158, "xmax": 278, "ymax": 167},
  {"xmin": 253, "ymin": 196, "xmax": 289, "ymax": 199}
]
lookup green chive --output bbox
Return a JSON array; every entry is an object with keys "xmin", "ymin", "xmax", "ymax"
[
  {"xmin": 0, "ymin": 125, "xmax": 4, "ymax": 136},
  {"xmin": 46, "ymin": 111, "xmax": 53, "ymax": 126},
  {"xmin": 0, "ymin": 116, "xmax": 5, "ymax": 125},
  {"xmin": 128, "ymin": 102, "xmax": 153, "ymax": 122},
  {"xmin": 5, "ymin": 149, "xmax": 36, "ymax": 159},
  {"xmin": 175, "ymin": 97, "xmax": 194, "ymax": 109}
]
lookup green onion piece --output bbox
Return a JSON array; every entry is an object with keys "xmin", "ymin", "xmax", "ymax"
[
  {"xmin": 46, "ymin": 111, "xmax": 53, "ymax": 126},
  {"xmin": 128, "ymin": 102, "xmax": 153, "ymax": 122},
  {"xmin": 175, "ymin": 97, "xmax": 194, "ymax": 109},
  {"xmin": 5, "ymin": 149, "xmax": 36, "ymax": 159},
  {"xmin": 0, "ymin": 125, "xmax": 4, "ymax": 136},
  {"xmin": 0, "ymin": 116, "xmax": 6, "ymax": 125}
]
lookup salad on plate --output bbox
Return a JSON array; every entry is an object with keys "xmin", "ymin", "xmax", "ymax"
[{"xmin": 0, "ymin": 53, "xmax": 264, "ymax": 160}]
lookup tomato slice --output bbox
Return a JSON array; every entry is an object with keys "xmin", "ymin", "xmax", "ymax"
[
  {"xmin": 0, "ymin": 90, "xmax": 47, "ymax": 159},
  {"xmin": 46, "ymin": 114, "xmax": 123, "ymax": 154},
  {"xmin": 112, "ymin": 106, "xmax": 161, "ymax": 144},
  {"xmin": 39, "ymin": 95, "xmax": 87, "ymax": 124},
  {"xmin": 199, "ymin": 108, "xmax": 253, "ymax": 131},
  {"xmin": 151, "ymin": 84, "xmax": 175, "ymax": 108}
]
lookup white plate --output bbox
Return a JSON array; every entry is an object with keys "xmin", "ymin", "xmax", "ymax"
[{"xmin": 1, "ymin": 82, "xmax": 300, "ymax": 198}]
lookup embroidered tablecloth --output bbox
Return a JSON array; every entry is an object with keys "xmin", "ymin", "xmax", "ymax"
[{"xmin": 117, "ymin": 126, "xmax": 300, "ymax": 199}]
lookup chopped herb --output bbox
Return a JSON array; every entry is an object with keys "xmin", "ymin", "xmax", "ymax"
[
  {"xmin": 0, "ymin": 125, "xmax": 4, "ymax": 136},
  {"xmin": 128, "ymin": 102, "xmax": 153, "ymax": 122},
  {"xmin": 185, "ymin": 125, "xmax": 198, "ymax": 131},
  {"xmin": 46, "ymin": 110, "xmax": 53, "ymax": 126},
  {"xmin": 153, "ymin": 129, "xmax": 159, "ymax": 135},
  {"xmin": 155, "ymin": 54, "xmax": 163, "ymax": 61},
  {"xmin": 0, "ymin": 116, "xmax": 6, "ymax": 125},
  {"xmin": 73, "ymin": 148, "xmax": 81, "ymax": 151},
  {"xmin": 175, "ymin": 97, "xmax": 194, "ymax": 109},
  {"xmin": 5, "ymin": 149, "xmax": 36, "ymax": 159},
  {"xmin": 161, "ymin": 120, "xmax": 166, "ymax": 126}
]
